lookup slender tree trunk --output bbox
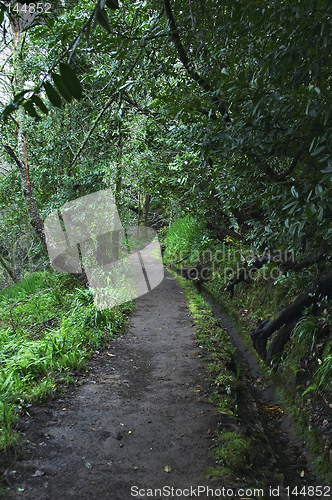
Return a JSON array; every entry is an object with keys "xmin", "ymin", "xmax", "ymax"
[
  {"xmin": 115, "ymin": 101, "xmax": 123, "ymax": 208},
  {"xmin": 112, "ymin": 98, "xmax": 124, "ymax": 262},
  {"xmin": 0, "ymin": 254, "xmax": 17, "ymax": 283},
  {"xmin": 143, "ymin": 194, "xmax": 151, "ymax": 226},
  {"xmin": 137, "ymin": 191, "xmax": 144, "ymax": 238},
  {"xmin": 5, "ymin": 22, "xmax": 90, "ymax": 288},
  {"xmin": 5, "ymin": 18, "xmax": 47, "ymax": 254},
  {"xmin": 4, "ymin": 145, "xmax": 47, "ymax": 253},
  {"xmin": 140, "ymin": 193, "xmax": 151, "ymax": 238}
]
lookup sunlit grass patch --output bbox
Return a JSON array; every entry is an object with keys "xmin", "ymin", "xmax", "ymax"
[{"xmin": 0, "ymin": 271, "xmax": 57, "ymax": 304}]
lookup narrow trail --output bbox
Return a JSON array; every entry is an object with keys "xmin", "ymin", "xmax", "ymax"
[
  {"xmin": 4, "ymin": 270, "xmax": 323, "ymax": 499},
  {"xmin": 8, "ymin": 271, "xmax": 220, "ymax": 499}
]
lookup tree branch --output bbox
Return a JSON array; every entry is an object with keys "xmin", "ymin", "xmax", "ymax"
[
  {"xmin": 70, "ymin": 94, "xmax": 118, "ymax": 167},
  {"xmin": 250, "ymin": 271, "xmax": 332, "ymax": 361},
  {"xmin": 275, "ymin": 149, "xmax": 303, "ymax": 181},
  {"xmin": 122, "ymin": 92, "xmax": 160, "ymax": 118},
  {"xmin": 3, "ymin": 143, "xmax": 47, "ymax": 252},
  {"xmin": 70, "ymin": 34, "xmax": 152, "ymax": 167},
  {"xmin": 163, "ymin": 0, "xmax": 228, "ymax": 118}
]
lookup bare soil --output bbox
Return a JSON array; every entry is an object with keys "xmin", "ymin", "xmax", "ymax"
[{"xmin": 5, "ymin": 272, "xmax": 221, "ymax": 499}]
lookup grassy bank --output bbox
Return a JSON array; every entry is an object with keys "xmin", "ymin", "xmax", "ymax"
[
  {"xmin": 0, "ymin": 271, "xmax": 133, "ymax": 452},
  {"xmin": 202, "ymin": 277, "xmax": 332, "ymax": 483},
  {"xmin": 164, "ymin": 216, "xmax": 332, "ymax": 483},
  {"xmin": 176, "ymin": 274, "xmax": 288, "ymax": 493}
]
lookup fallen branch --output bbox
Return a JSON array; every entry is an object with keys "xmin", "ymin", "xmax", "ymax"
[
  {"xmin": 225, "ymin": 254, "xmax": 275, "ymax": 299},
  {"xmin": 27, "ymin": 316, "xmax": 58, "ymax": 337},
  {"xmin": 10, "ymin": 287, "xmax": 54, "ymax": 308},
  {"xmin": 173, "ymin": 255, "xmax": 190, "ymax": 265}
]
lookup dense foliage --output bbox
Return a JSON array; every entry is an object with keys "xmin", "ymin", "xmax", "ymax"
[
  {"xmin": 1, "ymin": 0, "xmax": 332, "ymax": 258},
  {"xmin": 1, "ymin": 0, "xmax": 332, "ymax": 471}
]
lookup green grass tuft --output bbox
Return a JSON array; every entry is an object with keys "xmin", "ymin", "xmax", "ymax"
[{"xmin": 0, "ymin": 271, "xmax": 134, "ymax": 451}]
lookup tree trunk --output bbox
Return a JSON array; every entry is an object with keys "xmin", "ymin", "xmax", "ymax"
[
  {"xmin": 251, "ymin": 272, "xmax": 332, "ymax": 361},
  {"xmin": 113, "ymin": 97, "xmax": 123, "ymax": 262},
  {"xmin": 143, "ymin": 194, "xmax": 151, "ymax": 226},
  {"xmin": 0, "ymin": 254, "xmax": 17, "ymax": 283},
  {"xmin": 4, "ymin": 145, "xmax": 47, "ymax": 254},
  {"xmin": 7, "ymin": 17, "xmax": 48, "ymax": 254},
  {"xmin": 5, "ymin": 20, "xmax": 89, "ymax": 289}
]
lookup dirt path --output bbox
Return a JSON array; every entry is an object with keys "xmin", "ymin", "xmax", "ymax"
[{"xmin": 8, "ymin": 271, "xmax": 221, "ymax": 499}]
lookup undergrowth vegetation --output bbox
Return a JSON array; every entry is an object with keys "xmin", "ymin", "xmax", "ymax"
[
  {"xmin": 176, "ymin": 276, "xmax": 252, "ymax": 477},
  {"xmin": 181, "ymin": 278, "xmax": 239, "ymax": 417},
  {"xmin": 0, "ymin": 271, "xmax": 133, "ymax": 451},
  {"xmin": 165, "ymin": 216, "xmax": 332, "ymax": 483},
  {"xmin": 178, "ymin": 275, "xmax": 285, "ymax": 490}
]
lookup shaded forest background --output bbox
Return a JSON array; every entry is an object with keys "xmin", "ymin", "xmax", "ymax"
[{"xmin": 1, "ymin": 0, "xmax": 332, "ymax": 480}]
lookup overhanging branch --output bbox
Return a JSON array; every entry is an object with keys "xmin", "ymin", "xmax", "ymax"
[
  {"xmin": 275, "ymin": 149, "xmax": 303, "ymax": 181},
  {"xmin": 163, "ymin": 0, "xmax": 228, "ymax": 118}
]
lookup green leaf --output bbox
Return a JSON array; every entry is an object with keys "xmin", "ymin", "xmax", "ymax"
[
  {"xmin": 317, "ymin": 200, "xmax": 327, "ymax": 209},
  {"xmin": 106, "ymin": 0, "xmax": 119, "ymax": 9},
  {"xmin": 302, "ymin": 383, "xmax": 317, "ymax": 397},
  {"xmin": 283, "ymin": 200, "xmax": 298, "ymax": 210},
  {"xmin": 31, "ymin": 94, "xmax": 48, "ymax": 115},
  {"xmin": 305, "ymin": 98, "xmax": 311, "ymax": 115},
  {"xmin": 52, "ymin": 72, "xmax": 72, "ymax": 103},
  {"xmin": 1, "ymin": 102, "xmax": 18, "ymax": 121},
  {"xmin": 43, "ymin": 82, "xmax": 62, "ymax": 108},
  {"xmin": 309, "ymin": 137, "xmax": 316, "ymax": 152},
  {"xmin": 312, "ymin": 145, "xmax": 325, "ymax": 156},
  {"xmin": 119, "ymin": 80, "xmax": 134, "ymax": 91},
  {"xmin": 298, "ymin": 220, "xmax": 306, "ymax": 233},
  {"xmin": 13, "ymin": 91, "xmax": 27, "ymax": 104},
  {"xmin": 317, "ymin": 154, "xmax": 330, "ymax": 163},
  {"xmin": 23, "ymin": 100, "xmax": 41, "ymax": 120},
  {"xmin": 59, "ymin": 63, "xmax": 83, "ymax": 100},
  {"xmin": 97, "ymin": 7, "xmax": 112, "ymax": 34},
  {"xmin": 291, "ymin": 185, "xmax": 298, "ymax": 198}
]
